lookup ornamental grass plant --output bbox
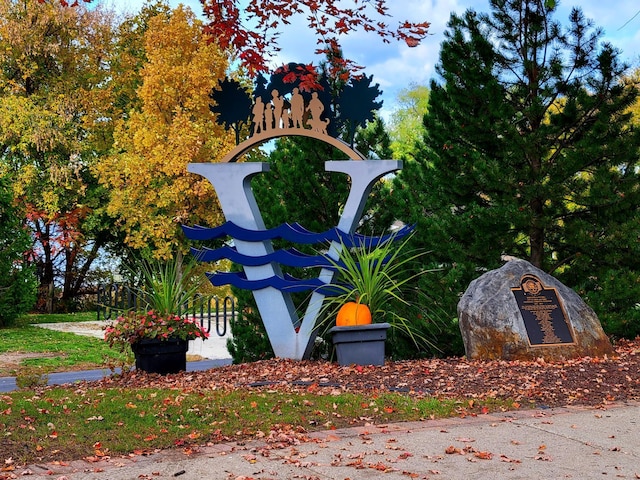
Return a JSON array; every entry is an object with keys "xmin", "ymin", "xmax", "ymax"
[
  {"xmin": 104, "ymin": 255, "xmax": 209, "ymax": 352},
  {"xmin": 136, "ymin": 254, "xmax": 204, "ymax": 318},
  {"xmin": 319, "ymin": 231, "xmax": 444, "ymax": 356}
]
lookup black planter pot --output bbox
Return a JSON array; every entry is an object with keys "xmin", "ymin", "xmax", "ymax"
[
  {"xmin": 329, "ymin": 323, "xmax": 391, "ymax": 366},
  {"xmin": 131, "ymin": 338, "xmax": 188, "ymax": 374}
]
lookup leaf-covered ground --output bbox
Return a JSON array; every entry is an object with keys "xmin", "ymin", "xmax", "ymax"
[{"xmin": 95, "ymin": 338, "xmax": 640, "ymax": 409}]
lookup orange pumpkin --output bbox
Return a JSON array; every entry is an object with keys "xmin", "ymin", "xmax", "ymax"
[{"xmin": 336, "ymin": 302, "xmax": 372, "ymax": 327}]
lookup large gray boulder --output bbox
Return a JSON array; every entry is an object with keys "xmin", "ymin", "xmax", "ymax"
[{"xmin": 458, "ymin": 259, "xmax": 614, "ymax": 361}]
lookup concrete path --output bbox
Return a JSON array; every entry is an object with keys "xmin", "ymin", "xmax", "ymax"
[
  {"xmin": 13, "ymin": 401, "xmax": 640, "ymax": 479},
  {"xmin": 0, "ymin": 359, "xmax": 231, "ymax": 393}
]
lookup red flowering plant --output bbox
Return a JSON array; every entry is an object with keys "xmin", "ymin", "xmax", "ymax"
[
  {"xmin": 104, "ymin": 255, "xmax": 210, "ymax": 352},
  {"xmin": 104, "ymin": 310, "xmax": 209, "ymax": 351}
]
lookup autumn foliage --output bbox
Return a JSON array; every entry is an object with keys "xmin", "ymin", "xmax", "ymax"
[
  {"xmin": 95, "ymin": 6, "xmax": 234, "ymax": 259},
  {"xmin": 51, "ymin": 0, "xmax": 429, "ymax": 81},
  {"xmin": 37, "ymin": 0, "xmax": 90, "ymax": 6},
  {"xmin": 200, "ymin": 0, "xmax": 430, "ymax": 78}
]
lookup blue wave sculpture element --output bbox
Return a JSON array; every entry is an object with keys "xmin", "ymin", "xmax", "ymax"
[
  {"xmin": 191, "ymin": 246, "xmax": 336, "ymax": 268},
  {"xmin": 206, "ymin": 272, "xmax": 343, "ymax": 296},
  {"xmin": 185, "ymin": 222, "xmax": 415, "ymax": 294},
  {"xmin": 182, "ymin": 222, "xmax": 414, "ymax": 247}
]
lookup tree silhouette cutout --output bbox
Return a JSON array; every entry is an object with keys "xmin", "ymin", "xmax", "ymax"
[
  {"xmin": 209, "ymin": 67, "xmax": 381, "ymax": 146},
  {"xmin": 337, "ymin": 75, "xmax": 383, "ymax": 146},
  {"xmin": 253, "ymin": 73, "xmax": 269, "ymax": 104},
  {"xmin": 209, "ymin": 78, "xmax": 252, "ymax": 144}
]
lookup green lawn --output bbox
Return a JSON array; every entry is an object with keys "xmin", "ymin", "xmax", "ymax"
[
  {"xmin": 0, "ymin": 313, "xmax": 128, "ymax": 377},
  {"xmin": 18, "ymin": 311, "xmax": 98, "ymax": 325},
  {"xmin": 0, "ymin": 386, "xmax": 512, "ymax": 465},
  {"xmin": 0, "ymin": 314, "xmax": 518, "ymax": 467}
]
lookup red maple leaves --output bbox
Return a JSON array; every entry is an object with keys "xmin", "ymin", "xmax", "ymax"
[
  {"xmin": 53, "ymin": 0, "xmax": 429, "ymax": 82},
  {"xmin": 201, "ymin": 0, "xmax": 430, "ymax": 78},
  {"xmin": 274, "ymin": 63, "xmax": 321, "ymax": 92},
  {"xmin": 37, "ymin": 0, "xmax": 92, "ymax": 6},
  {"xmin": 24, "ymin": 203, "xmax": 88, "ymax": 262}
]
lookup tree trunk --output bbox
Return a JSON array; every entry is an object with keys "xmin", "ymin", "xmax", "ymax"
[
  {"xmin": 529, "ymin": 197, "xmax": 544, "ymax": 269},
  {"xmin": 60, "ymin": 239, "xmax": 105, "ymax": 311}
]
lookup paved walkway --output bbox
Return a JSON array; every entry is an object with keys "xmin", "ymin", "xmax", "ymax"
[
  {"xmin": 13, "ymin": 401, "xmax": 640, "ymax": 479},
  {"xmin": 0, "ymin": 359, "xmax": 231, "ymax": 393}
]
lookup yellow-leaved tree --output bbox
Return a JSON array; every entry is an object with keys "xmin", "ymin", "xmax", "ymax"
[
  {"xmin": 0, "ymin": 0, "xmax": 122, "ymax": 311},
  {"xmin": 96, "ymin": 5, "xmax": 234, "ymax": 259}
]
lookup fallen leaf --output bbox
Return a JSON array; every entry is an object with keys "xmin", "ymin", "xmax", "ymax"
[
  {"xmin": 500, "ymin": 454, "xmax": 521, "ymax": 464},
  {"xmin": 474, "ymin": 451, "xmax": 493, "ymax": 460},
  {"xmin": 402, "ymin": 471, "xmax": 419, "ymax": 478},
  {"xmin": 370, "ymin": 462, "xmax": 392, "ymax": 472}
]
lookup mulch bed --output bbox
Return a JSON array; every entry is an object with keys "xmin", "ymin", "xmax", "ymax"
[{"xmin": 91, "ymin": 338, "xmax": 640, "ymax": 408}]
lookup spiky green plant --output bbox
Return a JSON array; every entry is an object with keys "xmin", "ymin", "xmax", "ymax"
[
  {"xmin": 136, "ymin": 254, "xmax": 204, "ymax": 317},
  {"xmin": 319, "ymin": 231, "xmax": 443, "ymax": 353}
]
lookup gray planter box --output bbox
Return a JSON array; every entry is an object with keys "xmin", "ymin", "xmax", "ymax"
[{"xmin": 329, "ymin": 323, "xmax": 390, "ymax": 366}]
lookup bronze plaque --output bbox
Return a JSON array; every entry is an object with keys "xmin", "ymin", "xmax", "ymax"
[{"xmin": 511, "ymin": 274, "xmax": 575, "ymax": 346}]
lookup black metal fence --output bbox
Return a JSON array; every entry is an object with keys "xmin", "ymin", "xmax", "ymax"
[{"xmin": 96, "ymin": 283, "xmax": 235, "ymax": 337}]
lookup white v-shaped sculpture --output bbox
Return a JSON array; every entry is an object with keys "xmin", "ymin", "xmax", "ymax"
[{"xmin": 187, "ymin": 158, "xmax": 402, "ymax": 359}]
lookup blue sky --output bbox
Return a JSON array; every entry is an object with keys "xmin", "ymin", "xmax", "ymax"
[{"xmin": 99, "ymin": 0, "xmax": 640, "ymax": 117}]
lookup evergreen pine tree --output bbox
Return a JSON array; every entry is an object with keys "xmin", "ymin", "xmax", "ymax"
[{"xmin": 387, "ymin": 0, "xmax": 640, "ymax": 343}]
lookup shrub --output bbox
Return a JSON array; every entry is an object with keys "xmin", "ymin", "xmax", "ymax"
[{"xmin": 0, "ymin": 174, "xmax": 37, "ymax": 327}]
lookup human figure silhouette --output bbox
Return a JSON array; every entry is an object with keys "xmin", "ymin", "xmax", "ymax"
[
  {"xmin": 307, "ymin": 92, "xmax": 328, "ymax": 134},
  {"xmin": 265, "ymin": 100, "xmax": 275, "ymax": 131},
  {"xmin": 290, "ymin": 87, "xmax": 305, "ymax": 128},
  {"xmin": 271, "ymin": 89, "xmax": 285, "ymax": 129},
  {"xmin": 281, "ymin": 98, "xmax": 291, "ymax": 128},
  {"xmin": 252, "ymin": 97, "xmax": 265, "ymax": 134}
]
